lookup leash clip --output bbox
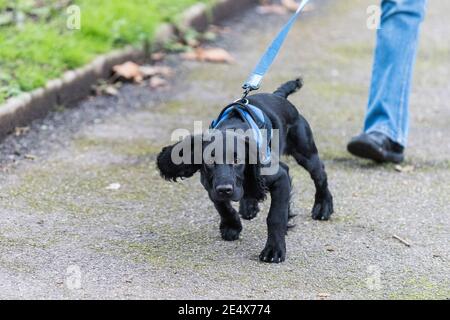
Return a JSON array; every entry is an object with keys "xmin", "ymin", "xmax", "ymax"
[
  {"xmin": 241, "ymin": 86, "xmax": 251, "ymax": 100},
  {"xmin": 241, "ymin": 82, "xmax": 259, "ymax": 101}
]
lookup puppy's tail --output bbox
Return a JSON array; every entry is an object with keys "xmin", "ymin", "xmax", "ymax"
[{"xmin": 273, "ymin": 77, "xmax": 304, "ymax": 99}]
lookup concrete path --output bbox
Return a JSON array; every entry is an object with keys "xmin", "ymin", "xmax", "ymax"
[{"xmin": 0, "ymin": 0, "xmax": 448, "ymax": 299}]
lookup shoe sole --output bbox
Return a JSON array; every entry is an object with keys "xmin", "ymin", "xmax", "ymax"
[{"xmin": 347, "ymin": 139, "xmax": 404, "ymax": 164}]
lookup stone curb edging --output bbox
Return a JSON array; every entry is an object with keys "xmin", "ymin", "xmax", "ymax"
[{"xmin": 0, "ymin": 0, "xmax": 258, "ymax": 140}]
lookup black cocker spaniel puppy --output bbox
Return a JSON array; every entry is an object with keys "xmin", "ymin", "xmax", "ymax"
[{"xmin": 157, "ymin": 78, "xmax": 333, "ymax": 263}]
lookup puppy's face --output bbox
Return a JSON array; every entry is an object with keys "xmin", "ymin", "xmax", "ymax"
[
  {"xmin": 199, "ymin": 147, "xmax": 246, "ymax": 202},
  {"xmin": 157, "ymin": 131, "xmax": 266, "ymax": 203}
]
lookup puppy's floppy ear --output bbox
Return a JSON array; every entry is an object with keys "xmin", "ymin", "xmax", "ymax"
[{"xmin": 156, "ymin": 135, "xmax": 202, "ymax": 181}]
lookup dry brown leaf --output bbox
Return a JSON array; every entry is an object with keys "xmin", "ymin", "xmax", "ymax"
[
  {"xmin": 149, "ymin": 76, "xmax": 169, "ymax": 89},
  {"xmin": 208, "ymin": 25, "xmax": 231, "ymax": 35},
  {"xmin": 151, "ymin": 52, "xmax": 165, "ymax": 62},
  {"xmin": 200, "ymin": 48, "xmax": 235, "ymax": 63},
  {"xmin": 186, "ymin": 37, "xmax": 200, "ymax": 48},
  {"xmin": 281, "ymin": 0, "xmax": 315, "ymax": 12},
  {"xmin": 112, "ymin": 61, "xmax": 143, "ymax": 82},
  {"xmin": 256, "ymin": 4, "xmax": 288, "ymax": 15},
  {"xmin": 139, "ymin": 65, "xmax": 173, "ymax": 78},
  {"xmin": 14, "ymin": 126, "xmax": 30, "ymax": 136},
  {"xmin": 181, "ymin": 50, "xmax": 199, "ymax": 61},
  {"xmin": 281, "ymin": 0, "xmax": 299, "ymax": 11},
  {"xmin": 182, "ymin": 47, "xmax": 235, "ymax": 64}
]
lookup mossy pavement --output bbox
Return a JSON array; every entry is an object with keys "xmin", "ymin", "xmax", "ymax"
[{"xmin": 0, "ymin": 0, "xmax": 448, "ymax": 299}]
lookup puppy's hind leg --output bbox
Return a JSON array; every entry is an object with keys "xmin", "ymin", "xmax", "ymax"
[
  {"xmin": 279, "ymin": 162, "xmax": 297, "ymax": 228},
  {"xmin": 214, "ymin": 201, "xmax": 243, "ymax": 241},
  {"xmin": 287, "ymin": 116, "xmax": 334, "ymax": 221}
]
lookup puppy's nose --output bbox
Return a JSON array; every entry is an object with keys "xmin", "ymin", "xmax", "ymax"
[{"xmin": 216, "ymin": 184, "xmax": 234, "ymax": 196}]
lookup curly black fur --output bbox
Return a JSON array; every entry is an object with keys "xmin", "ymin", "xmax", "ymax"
[
  {"xmin": 157, "ymin": 144, "xmax": 200, "ymax": 182},
  {"xmin": 243, "ymin": 164, "xmax": 267, "ymax": 202}
]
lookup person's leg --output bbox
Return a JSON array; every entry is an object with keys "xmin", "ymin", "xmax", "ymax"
[{"xmin": 364, "ymin": 0, "xmax": 427, "ymax": 147}]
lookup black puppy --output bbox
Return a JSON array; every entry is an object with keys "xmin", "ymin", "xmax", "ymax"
[{"xmin": 157, "ymin": 78, "xmax": 333, "ymax": 263}]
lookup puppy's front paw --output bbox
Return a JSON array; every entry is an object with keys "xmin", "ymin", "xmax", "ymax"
[
  {"xmin": 312, "ymin": 193, "xmax": 334, "ymax": 221},
  {"xmin": 239, "ymin": 199, "xmax": 260, "ymax": 220},
  {"xmin": 259, "ymin": 242, "xmax": 286, "ymax": 263},
  {"xmin": 220, "ymin": 224, "xmax": 242, "ymax": 241}
]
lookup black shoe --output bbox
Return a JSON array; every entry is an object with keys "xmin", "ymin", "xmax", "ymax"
[{"xmin": 347, "ymin": 132, "xmax": 404, "ymax": 164}]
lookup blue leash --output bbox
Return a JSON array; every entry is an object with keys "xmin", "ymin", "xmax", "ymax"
[{"xmin": 242, "ymin": 0, "xmax": 311, "ymax": 97}]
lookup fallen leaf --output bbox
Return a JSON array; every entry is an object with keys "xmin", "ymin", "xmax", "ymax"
[
  {"xmin": 182, "ymin": 47, "xmax": 235, "ymax": 64},
  {"xmin": 200, "ymin": 48, "xmax": 235, "ymax": 63},
  {"xmin": 112, "ymin": 61, "xmax": 143, "ymax": 82},
  {"xmin": 14, "ymin": 126, "xmax": 30, "ymax": 136},
  {"xmin": 106, "ymin": 183, "xmax": 121, "ymax": 190},
  {"xmin": 151, "ymin": 52, "xmax": 165, "ymax": 62},
  {"xmin": 186, "ymin": 37, "xmax": 200, "ymax": 48},
  {"xmin": 281, "ymin": 0, "xmax": 315, "ymax": 12},
  {"xmin": 24, "ymin": 154, "xmax": 37, "ymax": 160},
  {"xmin": 256, "ymin": 4, "xmax": 288, "ymax": 15},
  {"xmin": 181, "ymin": 51, "xmax": 199, "ymax": 61},
  {"xmin": 93, "ymin": 80, "xmax": 121, "ymax": 96},
  {"xmin": 394, "ymin": 165, "xmax": 415, "ymax": 173},
  {"xmin": 149, "ymin": 76, "xmax": 169, "ymax": 89},
  {"xmin": 281, "ymin": 0, "xmax": 299, "ymax": 11},
  {"xmin": 208, "ymin": 25, "xmax": 231, "ymax": 35},
  {"xmin": 139, "ymin": 65, "xmax": 173, "ymax": 78}
]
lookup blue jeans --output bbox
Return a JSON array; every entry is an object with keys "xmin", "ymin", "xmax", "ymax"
[{"xmin": 363, "ymin": 0, "xmax": 427, "ymax": 147}]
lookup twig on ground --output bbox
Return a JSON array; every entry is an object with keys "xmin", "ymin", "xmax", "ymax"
[{"xmin": 392, "ymin": 234, "xmax": 411, "ymax": 247}]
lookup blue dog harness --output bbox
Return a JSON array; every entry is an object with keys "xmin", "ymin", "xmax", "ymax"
[{"xmin": 210, "ymin": 101, "xmax": 273, "ymax": 164}]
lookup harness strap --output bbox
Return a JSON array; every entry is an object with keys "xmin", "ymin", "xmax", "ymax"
[{"xmin": 210, "ymin": 102, "xmax": 273, "ymax": 164}]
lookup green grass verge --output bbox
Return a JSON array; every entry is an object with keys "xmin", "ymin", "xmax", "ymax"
[{"xmin": 0, "ymin": 0, "xmax": 213, "ymax": 104}]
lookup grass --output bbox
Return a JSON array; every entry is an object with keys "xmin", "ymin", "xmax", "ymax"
[{"xmin": 0, "ymin": 0, "xmax": 213, "ymax": 104}]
